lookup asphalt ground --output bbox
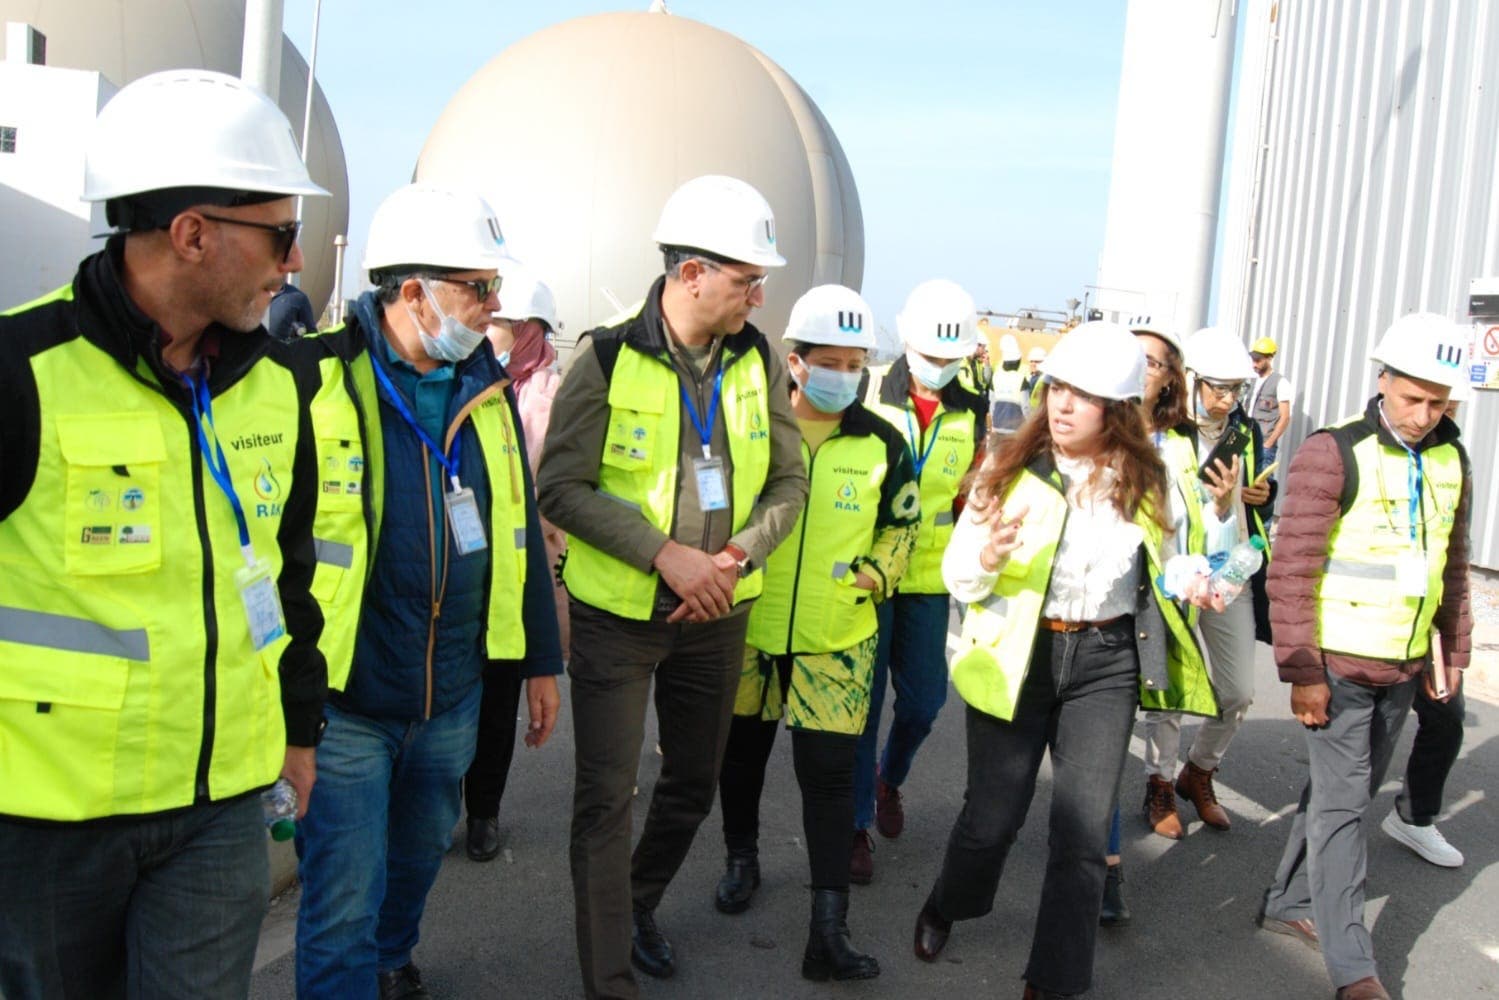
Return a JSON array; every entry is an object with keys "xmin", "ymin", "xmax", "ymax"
[{"xmin": 251, "ymin": 593, "xmax": 1499, "ymax": 1000}]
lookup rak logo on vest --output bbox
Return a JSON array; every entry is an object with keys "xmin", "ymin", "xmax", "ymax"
[
  {"xmin": 252, "ymin": 458, "xmax": 285, "ymax": 518},
  {"xmin": 834, "ymin": 479, "xmax": 862, "ymax": 513},
  {"xmin": 748, "ymin": 411, "xmax": 769, "ymax": 442}
]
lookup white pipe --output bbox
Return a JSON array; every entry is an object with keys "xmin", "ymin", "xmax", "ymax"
[
  {"xmin": 299, "ymin": 0, "xmax": 322, "ymax": 167},
  {"xmin": 331, "ymin": 234, "xmax": 348, "ymax": 325},
  {"xmin": 240, "ymin": 0, "xmax": 284, "ymax": 102}
]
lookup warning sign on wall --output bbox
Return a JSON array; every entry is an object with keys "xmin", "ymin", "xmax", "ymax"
[{"xmin": 1470, "ymin": 324, "xmax": 1499, "ymax": 389}]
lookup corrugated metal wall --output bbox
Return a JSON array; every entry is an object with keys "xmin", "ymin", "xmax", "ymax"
[{"xmin": 1219, "ymin": 0, "xmax": 1499, "ymax": 569}]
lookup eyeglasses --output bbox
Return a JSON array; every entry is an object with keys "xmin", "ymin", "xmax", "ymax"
[
  {"xmin": 197, "ymin": 213, "xmax": 301, "ymax": 264},
  {"xmin": 429, "ymin": 275, "xmax": 504, "ymax": 301},
  {"xmin": 700, "ymin": 259, "xmax": 769, "ymax": 294},
  {"xmin": 1200, "ymin": 379, "xmax": 1248, "ymax": 399}
]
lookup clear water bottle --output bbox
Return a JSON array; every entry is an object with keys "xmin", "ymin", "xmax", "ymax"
[
  {"xmin": 1210, "ymin": 535, "xmax": 1267, "ymax": 605},
  {"xmin": 261, "ymin": 778, "xmax": 298, "ymax": 842}
]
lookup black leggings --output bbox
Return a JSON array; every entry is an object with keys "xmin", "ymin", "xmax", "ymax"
[
  {"xmin": 718, "ymin": 712, "xmax": 857, "ymax": 891},
  {"xmin": 464, "ymin": 661, "xmax": 522, "ymax": 819}
]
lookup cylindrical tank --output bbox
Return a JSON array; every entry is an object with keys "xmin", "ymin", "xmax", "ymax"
[
  {"xmin": 415, "ymin": 9, "xmax": 863, "ymax": 347},
  {"xmin": 1094, "ymin": 0, "xmax": 1237, "ymax": 333},
  {"xmin": 0, "ymin": 0, "xmax": 350, "ymax": 316}
]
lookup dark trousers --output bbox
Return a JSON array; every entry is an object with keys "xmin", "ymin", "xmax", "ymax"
[
  {"xmin": 1397, "ymin": 682, "xmax": 1466, "ymax": 826},
  {"xmin": 719, "ymin": 713, "xmax": 858, "ymax": 890},
  {"xmin": 568, "ymin": 599, "xmax": 749, "ymax": 1000},
  {"xmin": 1264, "ymin": 673, "xmax": 1417, "ymax": 988},
  {"xmin": 0, "ymin": 796, "xmax": 267, "ymax": 1000},
  {"xmin": 464, "ymin": 661, "xmax": 523, "ymax": 819},
  {"xmin": 929, "ymin": 621, "xmax": 1139, "ymax": 996}
]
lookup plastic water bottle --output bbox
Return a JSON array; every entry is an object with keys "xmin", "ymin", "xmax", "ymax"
[
  {"xmin": 1210, "ymin": 536, "xmax": 1267, "ymax": 605},
  {"xmin": 261, "ymin": 778, "xmax": 298, "ymax": 842}
]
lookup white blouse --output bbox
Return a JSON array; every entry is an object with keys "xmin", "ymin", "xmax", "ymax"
[{"xmin": 942, "ymin": 453, "xmax": 1144, "ymax": 621}]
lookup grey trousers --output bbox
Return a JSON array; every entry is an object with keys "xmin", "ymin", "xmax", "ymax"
[
  {"xmin": 1263, "ymin": 671, "xmax": 1418, "ymax": 989},
  {"xmin": 567, "ymin": 599, "xmax": 749, "ymax": 1000}
]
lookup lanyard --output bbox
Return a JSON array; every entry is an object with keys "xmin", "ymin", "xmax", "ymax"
[
  {"xmin": 184, "ymin": 373, "xmax": 254, "ymax": 564},
  {"xmin": 680, "ymin": 369, "xmax": 725, "ymax": 460},
  {"xmin": 1378, "ymin": 401, "xmax": 1424, "ymax": 548},
  {"xmin": 904, "ymin": 407, "xmax": 946, "ymax": 477},
  {"xmin": 370, "ymin": 352, "xmax": 464, "ymax": 490}
]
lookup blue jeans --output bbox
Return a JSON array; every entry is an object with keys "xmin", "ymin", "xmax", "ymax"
[
  {"xmin": 295, "ymin": 686, "xmax": 482, "ymax": 999},
  {"xmin": 853, "ymin": 593, "xmax": 951, "ymax": 830},
  {"xmin": 0, "ymin": 795, "xmax": 267, "ymax": 1000}
]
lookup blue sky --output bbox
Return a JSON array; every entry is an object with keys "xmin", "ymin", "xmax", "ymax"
[{"xmin": 281, "ymin": 0, "xmax": 1129, "ymax": 325}]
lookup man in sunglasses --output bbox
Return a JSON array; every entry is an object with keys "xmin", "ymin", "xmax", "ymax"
[
  {"xmin": 0, "ymin": 70, "xmax": 332, "ymax": 998},
  {"xmin": 292, "ymin": 183, "xmax": 562, "ymax": 1000},
  {"xmin": 538, "ymin": 175, "xmax": 807, "ymax": 999}
]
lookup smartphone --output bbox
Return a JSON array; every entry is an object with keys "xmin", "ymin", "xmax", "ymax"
[{"xmin": 1197, "ymin": 424, "xmax": 1253, "ymax": 483}]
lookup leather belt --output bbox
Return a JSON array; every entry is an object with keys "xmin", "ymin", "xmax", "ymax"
[{"xmin": 1038, "ymin": 614, "xmax": 1129, "ymax": 634}]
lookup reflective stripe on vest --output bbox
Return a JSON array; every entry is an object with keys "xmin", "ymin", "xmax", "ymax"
[
  {"xmin": 867, "ymin": 398, "xmax": 977, "ymax": 593},
  {"xmin": 1316, "ymin": 424, "xmax": 1462, "ymax": 661},
  {"xmin": 563, "ymin": 343, "xmax": 772, "ymax": 620},
  {"xmin": 949, "ymin": 468, "xmax": 1215, "ymax": 722},
  {"xmin": 0, "ymin": 314, "xmax": 296, "ymax": 820},
  {"xmin": 747, "ymin": 430, "xmax": 888, "ymax": 654}
]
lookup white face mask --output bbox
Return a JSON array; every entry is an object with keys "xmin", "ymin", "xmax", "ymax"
[
  {"xmin": 907, "ymin": 349, "xmax": 961, "ymax": 390},
  {"xmin": 406, "ymin": 279, "xmax": 487, "ymax": 363}
]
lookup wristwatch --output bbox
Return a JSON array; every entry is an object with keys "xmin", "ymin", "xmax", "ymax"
[{"xmin": 723, "ymin": 542, "xmax": 754, "ymax": 579}]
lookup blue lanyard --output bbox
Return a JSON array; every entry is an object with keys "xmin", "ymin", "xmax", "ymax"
[
  {"xmin": 904, "ymin": 407, "xmax": 946, "ymax": 477},
  {"xmin": 184, "ymin": 373, "xmax": 253, "ymax": 559},
  {"xmin": 369, "ymin": 351, "xmax": 463, "ymax": 488},
  {"xmin": 680, "ymin": 369, "xmax": 725, "ymax": 460},
  {"xmin": 1378, "ymin": 402, "xmax": 1424, "ymax": 548}
]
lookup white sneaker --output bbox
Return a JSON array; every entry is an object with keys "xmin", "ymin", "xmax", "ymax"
[{"xmin": 1381, "ymin": 811, "xmax": 1464, "ymax": 867}]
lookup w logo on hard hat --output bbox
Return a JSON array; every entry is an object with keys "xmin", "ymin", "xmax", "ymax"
[
  {"xmin": 1436, "ymin": 344, "xmax": 1462, "ymax": 368},
  {"xmin": 935, "ymin": 323, "xmax": 961, "ymax": 341},
  {"xmin": 486, "ymin": 217, "xmax": 505, "ymax": 246},
  {"xmin": 764, "ymin": 219, "xmax": 776, "ymax": 246},
  {"xmin": 838, "ymin": 311, "xmax": 864, "ymax": 333}
]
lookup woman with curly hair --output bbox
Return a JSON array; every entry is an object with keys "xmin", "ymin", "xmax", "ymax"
[{"xmin": 910, "ymin": 322, "xmax": 1219, "ymax": 1000}]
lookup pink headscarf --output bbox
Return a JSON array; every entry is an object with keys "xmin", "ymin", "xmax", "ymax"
[{"xmin": 504, "ymin": 322, "xmax": 557, "ymax": 388}]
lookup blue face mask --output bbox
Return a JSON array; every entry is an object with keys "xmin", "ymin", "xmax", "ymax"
[{"xmin": 792, "ymin": 356, "xmax": 862, "ymax": 413}]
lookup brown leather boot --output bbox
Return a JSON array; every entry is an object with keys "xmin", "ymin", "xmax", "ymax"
[
  {"xmin": 849, "ymin": 829, "xmax": 875, "ymax": 885},
  {"xmin": 1143, "ymin": 775, "xmax": 1183, "ymax": 840},
  {"xmin": 1176, "ymin": 761, "xmax": 1230, "ymax": 830},
  {"xmin": 1335, "ymin": 977, "xmax": 1390, "ymax": 999}
]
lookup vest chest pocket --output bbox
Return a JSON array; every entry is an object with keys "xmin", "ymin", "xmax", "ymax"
[
  {"xmin": 313, "ymin": 415, "xmax": 367, "ymax": 515},
  {"xmin": 56, "ymin": 414, "xmax": 167, "ymax": 577},
  {"xmin": 603, "ymin": 409, "xmax": 660, "ymax": 472}
]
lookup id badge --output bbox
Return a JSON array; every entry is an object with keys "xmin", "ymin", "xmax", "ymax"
[
  {"xmin": 235, "ymin": 557, "xmax": 287, "ymax": 651},
  {"xmin": 1395, "ymin": 548, "xmax": 1428, "ymax": 597},
  {"xmin": 445, "ymin": 486, "xmax": 489, "ymax": 556},
  {"xmin": 694, "ymin": 456, "xmax": 729, "ymax": 512}
]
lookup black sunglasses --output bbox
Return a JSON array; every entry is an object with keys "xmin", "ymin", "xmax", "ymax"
[
  {"xmin": 198, "ymin": 212, "xmax": 302, "ymax": 264},
  {"xmin": 429, "ymin": 275, "xmax": 504, "ymax": 301}
]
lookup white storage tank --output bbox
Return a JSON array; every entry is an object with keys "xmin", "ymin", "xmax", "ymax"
[
  {"xmin": 414, "ymin": 8, "xmax": 863, "ymax": 348},
  {"xmin": 0, "ymin": 0, "xmax": 349, "ymax": 316}
]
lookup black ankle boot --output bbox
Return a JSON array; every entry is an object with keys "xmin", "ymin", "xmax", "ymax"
[
  {"xmin": 714, "ymin": 848, "xmax": 761, "ymax": 914},
  {"xmin": 801, "ymin": 889, "xmax": 880, "ymax": 981},
  {"xmin": 1100, "ymin": 862, "xmax": 1131, "ymax": 927}
]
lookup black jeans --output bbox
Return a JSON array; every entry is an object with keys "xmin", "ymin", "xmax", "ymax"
[
  {"xmin": 719, "ymin": 711, "xmax": 858, "ymax": 890},
  {"xmin": 567, "ymin": 599, "xmax": 749, "ymax": 1000},
  {"xmin": 929, "ymin": 620, "xmax": 1139, "ymax": 996},
  {"xmin": 464, "ymin": 660, "xmax": 523, "ymax": 819},
  {"xmin": 1396, "ymin": 682, "xmax": 1466, "ymax": 826}
]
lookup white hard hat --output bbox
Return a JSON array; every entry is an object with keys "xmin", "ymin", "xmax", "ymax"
[
  {"xmin": 1126, "ymin": 314, "xmax": 1183, "ymax": 355},
  {"xmin": 1028, "ymin": 346, "xmax": 1047, "ymax": 362},
  {"xmin": 782, "ymin": 285, "xmax": 876, "ymax": 350},
  {"xmin": 897, "ymin": 279, "xmax": 979, "ymax": 359},
  {"xmin": 1041, "ymin": 322, "xmax": 1146, "ymax": 401},
  {"xmin": 1185, "ymin": 326, "xmax": 1255, "ymax": 381},
  {"xmin": 1448, "ymin": 377, "xmax": 1472, "ymax": 404},
  {"xmin": 652, "ymin": 175, "xmax": 787, "ymax": 268},
  {"xmin": 83, "ymin": 69, "xmax": 327, "ymax": 205},
  {"xmin": 1370, "ymin": 313, "xmax": 1469, "ymax": 389},
  {"xmin": 364, "ymin": 184, "xmax": 513, "ymax": 275},
  {"xmin": 494, "ymin": 265, "xmax": 561, "ymax": 332},
  {"xmin": 999, "ymin": 334, "xmax": 1022, "ymax": 362}
]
